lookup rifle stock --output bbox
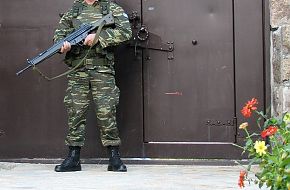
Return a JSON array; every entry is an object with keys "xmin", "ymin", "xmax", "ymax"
[{"xmin": 16, "ymin": 13, "xmax": 114, "ymax": 76}]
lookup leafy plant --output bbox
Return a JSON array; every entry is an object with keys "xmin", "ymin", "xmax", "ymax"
[{"xmin": 237, "ymin": 98, "xmax": 290, "ymax": 190}]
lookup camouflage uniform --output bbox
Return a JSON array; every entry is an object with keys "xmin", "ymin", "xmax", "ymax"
[{"xmin": 53, "ymin": 0, "xmax": 132, "ymax": 147}]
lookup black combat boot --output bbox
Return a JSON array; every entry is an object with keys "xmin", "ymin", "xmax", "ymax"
[
  {"xmin": 55, "ymin": 146, "xmax": 81, "ymax": 172},
  {"xmin": 107, "ymin": 146, "xmax": 127, "ymax": 172}
]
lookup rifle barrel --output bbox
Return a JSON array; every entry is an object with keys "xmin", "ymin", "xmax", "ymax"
[{"xmin": 16, "ymin": 64, "xmax": 32, "ymax": 76}]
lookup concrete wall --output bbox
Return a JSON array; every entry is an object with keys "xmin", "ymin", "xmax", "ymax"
[{"xmin": 271, "ymin": 0, "xmax": 290, "ymax": 115}]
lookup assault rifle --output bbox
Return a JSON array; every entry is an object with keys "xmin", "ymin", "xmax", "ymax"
[{"xmin": 16, "ymin": 13, "xmax": 114, "ymax": 76}]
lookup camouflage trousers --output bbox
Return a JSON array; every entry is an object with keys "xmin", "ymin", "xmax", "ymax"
[{"xmin": 64, "ymin": 68, "xmax": 121, "ymax": 147}]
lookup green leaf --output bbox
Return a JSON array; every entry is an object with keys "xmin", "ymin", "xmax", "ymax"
[
  {"xmin": 257, "ymin": 117, "xmax": 262, "ymax": 129},
  {"xmin": 263, "ymin": 120, "xmax": 270, "ymax": 129},
  {"xmin": 268, "ymin": 118, "xmax": 278, "ymax": 125},
  {"xmin": 280, "ymin": 157, "xmax": 290, "ymax": 167},
  {"xmin": 285, "ymin": 145, "xmax": 290, "ymax": 152},
  {"xmin": 256, "ymin": 111, "xmax": 266, "ymax": 118},
  {"xmin": 266, "ymin": 155, "xmax": 278, "ymax": 164},
  {"xmin": 245, "ymin": 139, "xmax": 253, "ymax": 147}
]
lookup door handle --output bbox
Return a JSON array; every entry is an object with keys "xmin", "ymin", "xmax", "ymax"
[{"xmin": 137, "ymin": 25, "xmax": 149, "ymax": 41}]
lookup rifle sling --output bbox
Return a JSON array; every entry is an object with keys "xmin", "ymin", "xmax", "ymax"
[{"xmin": 33, "ymin": 20, "xmax": 106, "ymax": 81}]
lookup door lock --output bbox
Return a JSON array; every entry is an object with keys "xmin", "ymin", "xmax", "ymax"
[
  {"xmin": 128, "ymin": 11, "xmax": 174, "ymax": 60},
  {"xmin": 129, "ymin": 25, "xmax": 174, "ymax": 60},
  {"xmin": 137, "ymin": 25, "xmax": 149, "ymax": 41}
]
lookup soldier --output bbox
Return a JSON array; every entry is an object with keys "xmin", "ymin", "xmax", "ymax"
[{"xmin": 53, "ymin": 0, "xmax": 132, "ymax": 172}]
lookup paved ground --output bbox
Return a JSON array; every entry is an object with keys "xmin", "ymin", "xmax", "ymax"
[{"xmin": 0, "ymin": 162, "xmax": 268, "ymax": 190}]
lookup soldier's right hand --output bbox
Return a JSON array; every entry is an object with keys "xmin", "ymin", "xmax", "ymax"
[{"xmin": 60, "ymin": 41, "xmax": 71, "ymax": 54}]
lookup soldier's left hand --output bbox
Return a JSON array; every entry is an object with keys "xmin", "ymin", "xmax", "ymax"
[{"xmin": 84, "ymin": 34, "xmax": 97, "ymax": 46}]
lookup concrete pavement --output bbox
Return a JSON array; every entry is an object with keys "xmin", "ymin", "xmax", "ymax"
[{"xmin": 0, "ymin": 162, "xmax": 268, "ymax": 190}]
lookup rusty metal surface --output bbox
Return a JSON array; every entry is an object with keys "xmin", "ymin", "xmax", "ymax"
[{"xmin": 142, "ymin": 0, "xmax": 236, "ymax": 143}]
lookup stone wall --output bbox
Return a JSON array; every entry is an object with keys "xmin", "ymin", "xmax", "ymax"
[{"xmin": 271, "ymin": 0, "xmax": 290, "ymax": 115}]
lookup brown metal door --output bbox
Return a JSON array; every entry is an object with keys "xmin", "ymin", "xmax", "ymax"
[
  {"xmin": 0, "ymin": 0, "xmax": 72, "ymax": 158},
  {"xmin": 0, "ymin": 0, "xmax": 269, "ymax": 160},
  {"xmin": 143, "ymin": 0, "xmax": 236, "ymax": 143},
  {"xmin": 0, "ymin": 0, "xmax": 143, "ymax": 159}
]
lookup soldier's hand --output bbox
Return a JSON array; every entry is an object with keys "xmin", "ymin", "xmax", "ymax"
[
  {"xmin": 60, "ymin": 41, "xmax": 71, "ymax": 54},
  {"xmin": 84, "ymin": 34, "xmax": 97, "ymax": 46}
]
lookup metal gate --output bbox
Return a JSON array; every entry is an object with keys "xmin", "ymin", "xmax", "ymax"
[
  {"xmin": 143, "ymin": 0, "xmax": 236, "ymax": 143},
  {"xmin": 0, "ymin": 0, "xmax": 270, "ymax": 159}
]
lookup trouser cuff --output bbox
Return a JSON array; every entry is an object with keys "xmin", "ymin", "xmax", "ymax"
[
  {"xmin": 102, "ymin": 139, "xmax": 121, "ymax": 147},
  {"xmin": 65, "ymin": 141, "xmax": 85, "ymax": 147}
]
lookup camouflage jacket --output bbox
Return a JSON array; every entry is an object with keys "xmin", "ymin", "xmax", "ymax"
[{"xmin": 53, "ymin": 0, "xmax": 132, "ymax": 52}]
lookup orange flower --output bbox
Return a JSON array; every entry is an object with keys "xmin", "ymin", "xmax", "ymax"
[
  {"xmin": 238, "ymin": 170, "xmax": 247, "ymax": 188},
  {"xmin": 261, "ymin": 126, "xmax": 278, "ymax": 138},
  {"xmin": 239, "ymin": 122, "xmax": 249, "ymax": 129},
  {"xmin": 241, "ymin": 98, "xmax": 258, "ymax": 118}
]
